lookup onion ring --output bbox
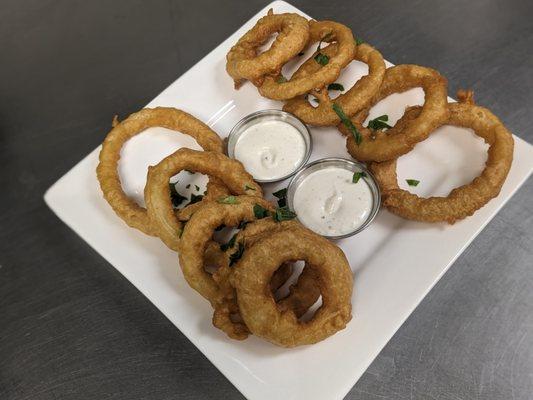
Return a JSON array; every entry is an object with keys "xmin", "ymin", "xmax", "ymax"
[
  {"xmin": 205, "ymin": 234, "xmax": 293, "ymax": 340},
  {"xmin": 226, "ymin": 9, "xmax": 309, "ymax": 88},
  {"xmin": 211, "ymin": 260, "xmax": 294, "ymax": 340},
  {"xmin": 340, "ymin": 64, "xmax": 449, "ymax": 162},
  {"xmin": 178, "ymin": 196, "xmax": 274, "ymax": 339},
  {"xmin": 145, "ymin": 149, "xmax": 262, "ymax": 251},
  {"xmin": 258, "ymin": 20, "xmax": 356, "ymax": 100},
  {"xmin": 231, "ymin": 228, "xmax": 353, "ymax": 347},
  {"xmin": 283, "ymin": 42, "xmax": 386, "ymax": 126},
  {"xmin": 229, "ymin": 218, "xmax": 321, "ymax": 317},
  {"xmin": 178, "ymin": 196, "xmax": 273, "ymax": 306},
  {"xmin": 369, "ymin": 92, "xmax": 514, "ymax": 224},
  {"xmin": 96, "ymin": 107, "xmax": 227, "ymax": 236}
]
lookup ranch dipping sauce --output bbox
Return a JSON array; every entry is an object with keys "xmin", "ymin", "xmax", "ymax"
[
  {"xmin": 228, "ymin": 110, "xmax": 312, "ymax": 182},
  {"xmin": 288, "ymin": 158, "xmax": 381, "ymax": 239}
]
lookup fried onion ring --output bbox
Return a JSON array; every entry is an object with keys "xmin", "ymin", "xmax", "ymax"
[
  {"xmin": 369, "ymin": 93, "xmax": 514, "ymax": 224},
  {"xmin": 96, "ymin": 107, "xmax": 227, "ymax": 236},
  {"xmin": 178, "ymin": 196, "xmax": 275, "ymax": 339},
  {"xmin": 283, "ymin": 42, "xmax": 386, "ymax": 126},
  {"xmin": 340, "ymin": 64, "xmax": 449, "ymax": 162},
  {"xmin": 231, "ymin": 228, "xmax": 353, "ymax": 347},
  {"xmin": 258, "ymin": 20, "xmax": 356, "ymax": 100},
  {"xmin": 145, "ymin": 150, "xmax": 261, "ymax": 251},
  {"xmin": 230, "ymin": 218, "xmax": 321, "ymax": 317},
  {"xmin": 226, "ymin": 10, "xmax": 309, "ymax": 88},
  {"xmin": 178, "ymin": 196, "xmax": 273, "ymax": 306}
]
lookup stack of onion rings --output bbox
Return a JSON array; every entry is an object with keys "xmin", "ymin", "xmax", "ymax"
[
  {"xmin": 258, "ymin": 20, "xmax": 356, "ymax": 100},
  {"xmin": 283, "ymin": 42, "xmax": 386, "ymax": 125},
  {"xmin": 96, "ymin": 106, "xmax": 353, "ymax": 346},
  {"xmin": 144, "ymin": 148, "xmax": 262, "ymax": 251},
  {"xmin": 180, "ymin": 198, "xmax": 325, "ymax": 340},
  {"xmin": 340, "ymin": 64, "xmax": 449, "ymax": 162}
]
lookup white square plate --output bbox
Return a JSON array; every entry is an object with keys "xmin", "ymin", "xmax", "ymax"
[{"xmin": 44, "ymin": 2, "xmax": 533, "ymax": 399}]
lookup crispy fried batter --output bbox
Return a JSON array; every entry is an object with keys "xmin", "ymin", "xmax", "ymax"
[
  {"xmin": 258, "ymin": 20, "xmax": 356, "ymax": 100},
  {"xmin": 283, "ymin": 43, "xmax": 385, "ymax": 126},
  {"xmin": 232, "ymin": 228, "xmax": 353, "ymax": 347},
  {"xmin": 96, "ymin": 107, "xmax": 227, "ymax": 236},
  {"xmin": 370, "ymin": 94, "xmax": 514, "ymax": 223},
  {"xmin": 231, "ymin": 218, "xmax": 321, "ymax": 317},
  {"xmin": 340, "ymin": 64, "xmax": 449, "ymax": 162},
  {"xmin": 144, "ymin": 149, "xmax": 261, "ymax": 251},
  {"xmin": 226, "ymin": 10, "xmax": 309, "ymax": 87},
  {"xmin": 178, "ymin": 197, "xmax": 273, "ymax": 300}
]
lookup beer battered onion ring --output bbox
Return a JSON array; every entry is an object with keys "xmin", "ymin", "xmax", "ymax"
[
  {"xmin": 145, "ymin": 149, "xmax": 262, "ymax": 251},
  {"xmin": 231, "ymin": 228, "xmax": 353, "ymax": 347},
  {"xmin": 204, "ymin": 236, "xmax": 294, "ymax": 340},
  {"xmin": 370, "ymin": 93, "xmax": 514, "ymax": 224},
  {"xmin": 226, "ymin": 10, "xmax": 309, "ymax": 88},
  {"xmin": 179, "ymin": 198, "xmax": 320, "ymax": 340},
  {"xmin": 258, "ymin": 20, "xmax": 356, "ymax": 100},
  {"xmin": 96, "ymin": 107, "xmax": 228, "ymax": 236},
  {"xmin": 340, "ymin": 64, "xmax": 449, "ymax": 162},
  {"xmin": 283, "ymin": 42, "xmax": 386, "ymax": 126},
  {"xmin": 228, "ymin": 218, "xmax": 321, "ymax": 317}
]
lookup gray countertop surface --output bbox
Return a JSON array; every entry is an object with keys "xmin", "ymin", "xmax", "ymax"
[{"xmin": 1, "ymin": 0, "xmax": 532, "ymax": 399}]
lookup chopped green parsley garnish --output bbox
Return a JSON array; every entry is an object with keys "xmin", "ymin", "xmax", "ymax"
[
  {"xmin": 244, "ymin": 184, "xmax": 256, "ymax": 191},
  {"xmin": 367, "ymin": 115, "xmax": 392, "ymax": 131},
  {"xmin": 217, "ymin": 195, "xmax": 238, "ymax": 204},
  {"xmin": 406, "ymin": 179, "xmax": 420, "ymax": 187},
  {"xmin": 352, "ymin": 171, "xmax": 367, "ymax": 184},
  {"xmin": 327, "ymin": 83, "xmax": 344, "ymax": 91},
  {"xmin": 313, "ymin": 33, "xmax": 332, "ymax": 66},
  {"xmin": 273, "ymin": 206, "xmax": 297, "ymax": 222},
  {"xmin": 332, "ymin": 103, "xmax": 362, "ymax": 145},
  {"xmin": 314, "ymin": 53, "xmax": 329, "ymax": 65},
  {"xmin": 272, "ymin": 188, "xmax": 288, "ymax": 207},
  {"xmin": 253, "ymin": 204, "xmax": 270, "ymax": 219}
]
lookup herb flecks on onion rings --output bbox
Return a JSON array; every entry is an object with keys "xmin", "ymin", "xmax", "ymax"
[
  {"xmin": 226, "ymin": 10, "xmax": 309, "ymax": 88},
  {"xmin": 283, "ymin": 43, "xmax": 386, "ymax": 126},
  {"xmin": 258, "ymin": 20, "xmax": 356, "ymax": 100},
  {"xmin": 96, "ymin": 107, "xmax": 227, "ymax": 236},
  {"xmin": 340, "ymin": 64, "xmax": 449, "ymax": 162},
  {"xmin": 231, "ymin": 228, "xmax": 353, "ymax": 347},
  {"xmin": 144, "ymin": 149, "xmax": 261, "ymax": 251},
  {"xmin": 369, "ymin": 93, "xmax": 514, "ymax": 224}
]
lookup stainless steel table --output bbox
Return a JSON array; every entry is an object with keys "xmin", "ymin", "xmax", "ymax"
[{"xmin": 1, "ymin": 1, "xmax": 531, "ymax": 399}]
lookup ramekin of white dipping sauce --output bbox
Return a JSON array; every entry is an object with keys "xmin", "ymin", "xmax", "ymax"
[
  {"xmin": 287, "ymin": 158, "xmax": 381, "ymax": 239},
  {"xmin": 227, "ymin": 110, "xmax": 312, "ymax": 183}
]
